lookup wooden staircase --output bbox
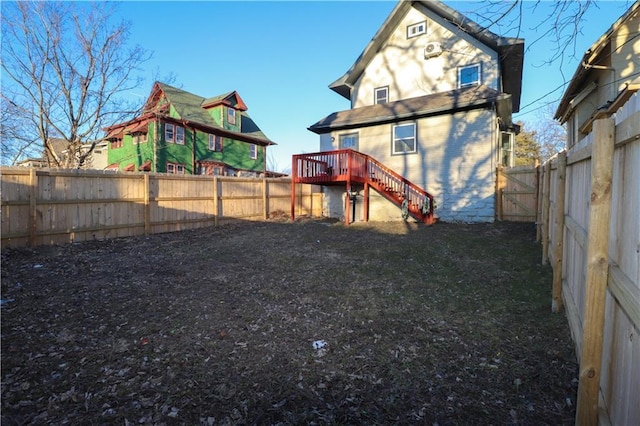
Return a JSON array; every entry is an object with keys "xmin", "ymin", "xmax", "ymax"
[{"xmin": 291, "ymin": 149, "xmax": 435, "ymax": 224}]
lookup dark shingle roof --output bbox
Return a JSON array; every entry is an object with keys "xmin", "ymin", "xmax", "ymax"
[
  {"xmin": 329, "ymin": 0, "xmax": 524, "ymax": 112},
  {"xmin": 308, "ymin": 85, "xmax": 509, "ymax": 134},
  {"xmin": 156, "ymin": 83, "xmax": 274, "ymax": 145}
]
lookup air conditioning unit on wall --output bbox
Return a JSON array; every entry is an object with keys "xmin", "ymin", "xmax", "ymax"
[{"xmin": 424, "ymin": 42, "xmax": 443, "ymax": 59}]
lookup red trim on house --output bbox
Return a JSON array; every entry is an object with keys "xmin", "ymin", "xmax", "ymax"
[
  {"xmin": 201, "ymin": 91, "xmax": 248, "ymax": 111},
  {"xmin": 127, "ymin": 122, "xmax": 149, "ymax": 134},
  {"xmin": 138, "ymin": 160, "xmax": 152, "ymax": 171},
  {"xmin": 123, "ymin": 163, "xmax": 135, "ymax": 172}
]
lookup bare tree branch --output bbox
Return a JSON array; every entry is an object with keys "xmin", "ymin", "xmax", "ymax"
[{"xmin": 1, "ymin": 1, "xmax": 151, "ymax": 168}]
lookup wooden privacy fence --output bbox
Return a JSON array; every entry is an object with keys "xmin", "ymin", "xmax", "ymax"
[
  {"xmin": 495, "ymin": 164, "xmax": 539, "ymax": 222},
  {"xmin": 537, "ymin": 90, "xmax": 639, "ymax": 425},
  {"xmin": 0, "ymin": 168, "xmax": 322, "ymax": 248}
]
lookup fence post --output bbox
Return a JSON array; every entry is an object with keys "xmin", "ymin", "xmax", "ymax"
[
  {"xmin": 143, "ymin": 174, "xmax": 150, "ymax": 235},
  {"xmin": 552, "ymin": 152, "xmax": 567, "ymax": 313},
  {"xmin": 541, "ymin": 161, "xmax": 551, "ymax": 264},
  {"xmin": 576, "ymin": 117, "xmax": 615, "ymax": 426},
  {"xmin": 28, "ymin": 168, "xmax": 37, "ymax": 247},
  {"xmin": 213, "ymin": 176, "xmax": 219, "ymax": 227},
  {"xmin": 535, "ymin": 161, "xmax": 541, "ymax": 241},
  {"xmin": 495, "ymin": 165, "xmax": 504, "ymax": 221},
  {"xmin": 262, "ymin": 178, "xmax": 269, "ymax": 220},
  {"xmin": 290, "ymin": 159, "xmax": 297, "ymax": 221}
]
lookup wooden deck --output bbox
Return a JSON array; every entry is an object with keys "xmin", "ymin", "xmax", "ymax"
[{"xmin": 291, "ymin": 149, "xmax": 435, "ymax": 225}]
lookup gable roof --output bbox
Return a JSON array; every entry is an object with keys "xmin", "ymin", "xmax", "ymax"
[
  {"xmin": 555, "ymin": 1, "xmax": 640, "ymax": 122},
  {"xmin": 114, "ymin": 82, "xmax": 274, "ymax": 146},
  {"xmin": 329, "ymin": 0, "xmax": 524, "ymax": 112},
  {"xmin": 202, "ymin": 91, "xmax": 248, "ymax": 111},
  {"xmin": 308, "ymin": 85, "xmax": 511, "ymax": 134}
]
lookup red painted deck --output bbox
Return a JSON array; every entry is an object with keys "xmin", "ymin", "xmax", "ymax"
[{"xmin": 291, "ymin": 149, "xmax": 435, "ymax": 225}]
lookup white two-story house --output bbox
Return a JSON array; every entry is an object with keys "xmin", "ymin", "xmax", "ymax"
[{"xmin": 299, "ymin": 0, "xmax": 524, "ymax": 223}]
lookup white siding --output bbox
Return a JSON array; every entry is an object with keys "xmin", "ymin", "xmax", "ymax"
[
  {"xmin": 321, "ymin": 107, "xmax": 498, "ymax": 223},
  {"xmin": 351, "ymin": 5, "xmax": 499, "ymax": 108}
]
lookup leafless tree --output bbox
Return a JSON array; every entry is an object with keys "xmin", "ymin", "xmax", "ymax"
[
  {"xmin": 461, "ymin": 1, "xmax": 598, "ymax": 68},
  {"xmin": 532, "ymin": 103, "xmax": 568, "ymax": 162},
  {"xmin": 1, "ymin": 1, "xmax": 151, "ymax": 168}
]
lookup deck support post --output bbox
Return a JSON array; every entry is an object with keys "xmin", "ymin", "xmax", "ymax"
[
  {"xmin": 364, "ymin": 182, "xmax": 370, "ymax": 222},
  {"xmin": 290, "ymin": 156, "xmax": 296, "ymax": 222}
]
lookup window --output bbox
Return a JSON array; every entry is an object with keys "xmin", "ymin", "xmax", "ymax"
[
  {"xmin": 392, "ymin": 123, "xmax": 417, "ymax": 154},
  {"xmin": 500, "ymin": 132, "xmax": 515, "ymax": 167},
  {"xmin": 133, "ymin": 133, "xmax": 147, "ymax": 144},
  {"xmin": 374, "ymin": 86, "xmax": 388, "ymax": 104},
  {"xmin": 110, "ymin": 138, "xmax": 123, "ymax": 149},
  {"xmin": 339, "ymin": 133, "xmax": 358, "ymax": 150},
  {"xmin": 165, "ymin": 123, "xmax": 174, "ymax": 142},
  {"xmin": 208, "ymin": 134, "xmax": 223, "ymax": 151},
  {"xmin": 249, "ymin": 144, "xmax": 258, "ymax": 160},
  {"xmin": 227, "ymin": 108, "xmax": 236, "ymax": 125},
  {"xmin": 458, "ymin": 63, "xmax": 481, "ymax": 88},
  {"xmin": 407, "ymin": 21, "xmax": 426, "ymax": 38},
  {"xmin": 175, "ymin": 126, "xmax": 185, "ymax": 144},
  {"xmin": 166, "ymin": 162, "xmax": 185, "ymax": 174}
]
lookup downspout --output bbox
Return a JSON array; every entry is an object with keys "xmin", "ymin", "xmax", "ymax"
[
  {"xmin": 263, "ymin": 145, "xmax": 267, "ymax": 175},
  {"xmin": 153, "ymin": 116, "xmax": 158, "ymax": 172},
  {"xmin": 192, "ymin": 126, "xmax": 197, "ymax": 175}
]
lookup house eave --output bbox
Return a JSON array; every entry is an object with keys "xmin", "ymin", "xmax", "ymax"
[
  {"xmin": 555, "ymin": 1, "xmax": 640, "ymax": 122},
  {"xmin": 308, "ymin": 93, "xmax": 509, "ymax": 134}
]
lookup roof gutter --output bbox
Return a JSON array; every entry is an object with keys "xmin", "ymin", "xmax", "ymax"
[{"xmin": 308, "ymin": 95, "xmax": 506, "ymax": 134}]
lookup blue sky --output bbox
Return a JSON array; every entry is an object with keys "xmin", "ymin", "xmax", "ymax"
[{"xmin": 114, "ymin": 1, "xmax": 633, "ymax": 172}]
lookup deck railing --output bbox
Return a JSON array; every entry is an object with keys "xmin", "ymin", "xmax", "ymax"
[{"xmin": 292, "ymin": 149, "xmax": 435, "ymax": 223}]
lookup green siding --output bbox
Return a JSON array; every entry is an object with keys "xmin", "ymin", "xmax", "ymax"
[
  {"xmin": 105, "ymin": 84, "xmax": 273, "ymax": 175},
  {"xmin": 107, "ymin": 124, "xmax": 155, "ymax": 171},
  {"xmin": 156, "ymin": 122, "xmax": 194, "ymax": 174}
]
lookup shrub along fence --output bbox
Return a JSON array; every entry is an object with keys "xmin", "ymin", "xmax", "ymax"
[
  {"xmin": 537, "ymin": 90, "xmax": 639, "ymax": 425},
  {"xmin": 0, "ymin": 168, "xmax": 322, "ymax": 248}
]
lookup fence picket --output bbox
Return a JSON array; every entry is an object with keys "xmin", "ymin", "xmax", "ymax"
[{"xmin": 1, "ymin": 169, "xmax": 322, "ymax": 248}]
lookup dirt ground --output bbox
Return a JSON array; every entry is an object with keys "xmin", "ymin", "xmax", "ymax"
[{"xmin": 1, "ymin": 218, "xmax": 578, "ymax": 425}]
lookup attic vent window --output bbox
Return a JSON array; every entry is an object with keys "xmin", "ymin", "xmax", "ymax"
[{"xmin": 407, "ymin": 21, "xmax": 426, "ymax": 38}]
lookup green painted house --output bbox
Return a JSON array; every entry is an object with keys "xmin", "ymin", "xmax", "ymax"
[{"xmin": 103, "ymin": 82, "xmax": 276, "ymax": 176}]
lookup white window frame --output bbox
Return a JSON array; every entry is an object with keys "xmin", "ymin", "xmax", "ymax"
[
  {"xmin": 249, "ymin": 144, "xmax": 258, "ymax": 160},
  {"xmin": 175, "ymin": 126, "xmax": 185, "ymax": 145},
  {"xmin": 339, "ymin": 132, "xmax": 358, "ymax": 150},
  {"xmin": 374, "ymin": 86, "xmax": 388, "ymax": 105},
  {"xmin": 165, "ymin": 123, "xmax": 174, "ymax": 142},
  {"xmin": 458, "ymin": 63, "xmax": 481, "ymax": 88},
  {"xmin": 208, "ymin": 134, "xmax": 222, "ymax": 151},
  {"xmin": 407, "ymin": 21, "xmax": 426, "ymax": 38},
  {"xmin": 500, "ymin": 131, "xmax": 515, "ymax": 167},
  {"xmin": 227, "ymin": 107, "xmax": 236, "ymax": 125},
  {"xmin": 392, "ymin": 123, "xmax": 417, "ymax": 155},
  {"xmin": 166, "ymin": 162, "xmax": 185, "ymax": 174}
]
